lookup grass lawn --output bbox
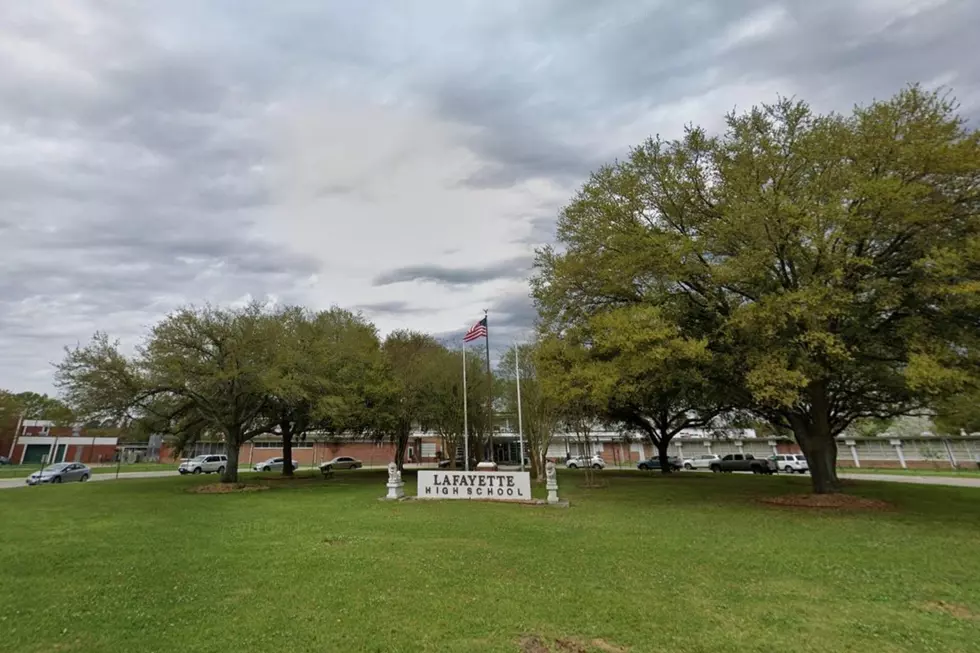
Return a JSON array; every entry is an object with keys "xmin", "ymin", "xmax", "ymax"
[{"xmin": 0, "ymin": 471, "xmax": 978, "ymax": 653}]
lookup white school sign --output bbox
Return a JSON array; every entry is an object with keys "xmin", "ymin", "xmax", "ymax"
[{"xmin": 417, "ymin": 470, "xmax": 532, "ymax": 501}]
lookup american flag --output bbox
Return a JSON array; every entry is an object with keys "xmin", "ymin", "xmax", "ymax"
[{"xmin": 463, "ymin": 316, "xmax": 488, "ymax": 342}]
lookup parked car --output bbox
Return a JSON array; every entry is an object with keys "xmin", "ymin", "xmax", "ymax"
[
  {"xmin": 710, "ymin": 454, "xmax": 775, "ymax": 474},
  {"xmin": 438, "ymin": 458, "xmax": 467, "ymax": 469},
  {"xmin": 771, "ymin": 454, "xmax": 809, "ymax": 474},
  {"xmin": 178, "ymin": 454, "xmax": 228, "ymax": 475},
  {"xmin": 253, "ymin": 457, "xmax": 299, "ymax": 472},
  {"xmin": 637, "ymin": 456, "xmax": 682, "ymax": 471},
  {"xmin": 0, "ymin": 455, "xmax": 10, "ymax": 465},
  {"xmin": 26, "ymin": 462, "xmax": 90, "ymax": 485},
  {"xmin": 565, "ymin": 455, "xmax": 605, "ymax": 469},
  {"xmin": 319, "ymin": 456, "xmax": 362, "ymax": 474},
  {"xmin": 681, "ymin": 454, "xmax": 721, "ymax": 470}
]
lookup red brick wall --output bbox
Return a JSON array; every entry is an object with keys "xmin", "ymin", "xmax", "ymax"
[
  {"xmin": 602, "ymin": 443, "xmax": 636, "ymax": 465},
  {"xmin": 64, "ymin": 444, "xmax": 117, "ymax": 464},
  {"xmin": 163, "ymin": 441, "xmax": 400, "ymax": 466},
  {"xmin": 8, "ymin": 442, "xmax": 116, "ymax": 464}
]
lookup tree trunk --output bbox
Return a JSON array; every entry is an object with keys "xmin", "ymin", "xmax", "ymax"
[
  {"xmin": 394, "ymin": 431, "xmax": 409, "ymax": 472},
  {"xmin": 792, "ymin": 423, "xmax": 840, "ymax": 494},
  {"xmin": 281, "ymin": 426, "xmax": 294, "ymax": 477},
  {"xmin": 222, "ymin": 437, "xmax": 240, "ymax": 483},
  {"xmin": 529, "ymin": 444, "xmax": 542, "ymax": 481},
  {"xmin": 656, "ymin": 438, "xmax": 673, "ymax": 475},
  {"xmin": 795, "ymin": 382, "xmax": 842, "ymax": 494}
]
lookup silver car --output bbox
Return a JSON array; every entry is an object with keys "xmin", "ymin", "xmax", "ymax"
[
  {"xmin": 253, "ymin": 457, "xmax": 299, "ymax": 472},
  {"xmin": 26, "ymin": 462, "xmax": 91, "ymax": 485},
  {"xmin": 319, "ymin": 456, "xmax": 362, "ymax": 474}
]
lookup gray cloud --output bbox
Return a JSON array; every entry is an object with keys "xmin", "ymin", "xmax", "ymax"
[
  {"xmin": 353, "ymin": 301, "xmax": 435, "ymax": 316},
  {"xmin": 373, "ymin": 256, "xmax": 534, "ymax": 287},
  {"xmin": 1, "ymin": 0, "xmax": 978, "ymax": 392}
]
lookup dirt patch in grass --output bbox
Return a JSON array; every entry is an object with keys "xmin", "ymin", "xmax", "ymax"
[
  {"xmin": 921, "ymin": 600, "xmax": 980, "ymax": 621},
  {"xmin": 760, "ymin": 493, "xmax": 892, "ymax": 511},
  {"xmin": 188, "ymin": 483, "xmax": 270, "ymax": 494},
  {"xmin": 519, "ymin": 635, "xmax": 551, "ymax": 653},
  {"xmin": 518, "ymin": 635, "xmax": 629, "ymax": 653}
]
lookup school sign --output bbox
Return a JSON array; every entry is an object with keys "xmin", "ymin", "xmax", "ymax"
[{"xmin": 417, "ymin": 470, "xmax": 532, "ymax": 501}]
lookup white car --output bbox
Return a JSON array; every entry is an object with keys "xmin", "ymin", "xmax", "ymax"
[
  {"xmin": 565, "ymin": 455, "xmax": 605, "ymax": 470},
  {"xmin": 772, "ymin": 454, "xmax": 809, "ymax": 474},
  {"xmin": 682, "ymin": 454, "xmax": 721, "ymax": 470},
  {"xmin": 253, "ymin": 457, "xmax": 299, "ymax": 472},
  {"xmin": 178, "ymin": 454, "xmax": 228, "ymax": 475}
]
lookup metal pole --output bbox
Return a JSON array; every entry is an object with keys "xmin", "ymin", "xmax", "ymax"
[
  {"xmin": 484, "ymin": 310, "xmax": 493, "ymax": 463},
  {"xmin": 516, "ymin": 344, "xmax": 525, "ymax": 472},
  {"xmin": 463, "ymin": 343, "xmax": 470, "ymax": 471}
]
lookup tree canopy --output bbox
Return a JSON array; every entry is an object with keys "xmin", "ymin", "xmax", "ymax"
[
  {"xmin": 534, "ymin": 86, "xmax": 980, "ymax": 493},
  {"xmin": 57, "ymin": 303, "xmax": 280, "ymax": 482}
]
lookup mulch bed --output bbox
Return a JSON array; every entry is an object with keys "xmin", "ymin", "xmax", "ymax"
[
  {"xmin": 760, "ymin": 493, "xmax": 892, "ymax": 511},
  {"xmin": 189, "ymin": 483, "xmax": 271, "ymax": 494}
]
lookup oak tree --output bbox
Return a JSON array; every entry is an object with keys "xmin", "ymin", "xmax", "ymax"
[{"xmin": 534, "ymin": 86, "xmax": 980, "ymax": 493}]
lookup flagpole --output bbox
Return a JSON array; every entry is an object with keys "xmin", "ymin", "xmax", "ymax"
[
  {"xmin": 462, "ymin": 342, "xmax": 470, "ymax": 472},
  {"xmin": 516, "ymin": 343, "xmax": 525, "ymax": 472},
  {"xmin": 484, "ymin": 309, "xmax": 493, "ymax": 463}
]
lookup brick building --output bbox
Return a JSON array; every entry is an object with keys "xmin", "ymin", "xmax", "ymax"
[{"xmin": 7, "ymin": 420, "xmax": 119, "ymax": 465}]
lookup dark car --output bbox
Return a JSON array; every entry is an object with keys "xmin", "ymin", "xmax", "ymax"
[
  {"xmin": 0, "ymin": 455, "xmax": 10, "ymax": 465},
  {"xmin": 637, "ymin": 456, "xmax": 682, "ymax": 471},
  {"xmin": 710, "ymin": 454, "xmax": 775, "ymax": 474}
]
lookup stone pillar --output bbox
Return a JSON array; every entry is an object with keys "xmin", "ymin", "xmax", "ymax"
[
  {"xmin": 845, "ymin": 439, "xmax": 860, "ymax": 468},
  {"xmin": 385, "ymin": 462, "xmax": 405, "ymax": 500},
  {"xmin": 735, "ymin": 440, "xmax": 744, "ymax": 456},
  {"xmin": 768, "ymin": 439, "xmax": 779, "ymax": 456},
  {"xmin": 675, "ymin": 442, "xmax": 684, "ymax": 463},
  {"xmin": 889, "ymin": 439, "xmax": 907, "ymax": 470},
  {"xmin": 703, "ymin": 440, "xmax": 713, "ymax": 455},
  {"xmin": 545, "ymin": 461, "xmax": 559, "ymax": 504}
]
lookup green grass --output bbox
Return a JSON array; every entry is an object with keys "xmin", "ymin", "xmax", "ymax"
[{"xmin": 1, "ymin": 471, "xmax": 978, "ymax": 653}]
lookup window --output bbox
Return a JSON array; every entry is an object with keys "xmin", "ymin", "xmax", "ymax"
[
  {"xmin": 733, "ymin": 455, "xmax": 744, "ymax": 461},
  {"xmin": 723, "ymin": 455, "xmax": 733, "ymax": 461},
  {"xmin": 745, "ymin": 455, "xmax": 755, "ymax": 460}
]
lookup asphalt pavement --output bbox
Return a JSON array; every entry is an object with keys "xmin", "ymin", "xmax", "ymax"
[{"xmin": 838, "ymin": 472, "xmax": 980, "ymax": 488}]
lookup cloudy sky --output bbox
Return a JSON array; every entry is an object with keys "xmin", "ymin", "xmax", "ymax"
[{"xmin": 2, "ymin": 0, "xmax": 978, "ymax": 393}]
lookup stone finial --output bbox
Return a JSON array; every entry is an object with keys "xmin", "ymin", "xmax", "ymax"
[
  {"xmin": 387, "ymin": 462, "xmax": 399, "ymax": 484},
  {"xmin": 545, "ymin": 461, "xmax": 559, "ymax": 504},
  {"xmin": 385, "ymin": 462, "xmax": 405, "ymax": 500}
]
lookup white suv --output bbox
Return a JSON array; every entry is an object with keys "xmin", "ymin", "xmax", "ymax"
[
  {"xmin": 565, "ymin": 455, "xmax": 605, "ymax": 469},
  {"xmin": 178, "ymin": 454, "xmax": 228, "ymax": 475},
  {"xmin": 772, "ymin": 454, "xmax": 809, "ymax": 474}
]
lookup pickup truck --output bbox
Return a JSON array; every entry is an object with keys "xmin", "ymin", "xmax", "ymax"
[{"xmin": 710, "ymin": 453, "xmax": 775, "ymax": 474}]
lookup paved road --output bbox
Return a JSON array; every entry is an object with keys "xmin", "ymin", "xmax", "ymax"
[
  {"xmin": 839, "ymin": 472, "xmax": 980, "ymax": 488},
  {"xmin": 0, "ymin": 470, "xmax": 177, "ymax": 489}
]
